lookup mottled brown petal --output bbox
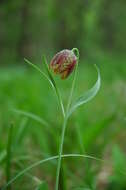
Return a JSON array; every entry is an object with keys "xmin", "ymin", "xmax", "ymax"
[{"xmin": 50, "ymin": 49, "xmax": 77, "ymax": 79}]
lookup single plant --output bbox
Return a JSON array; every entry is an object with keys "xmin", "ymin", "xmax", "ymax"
[
  {"xmin": 3, "ymin": 48, "xmax": 101, "ymax": 190},
  {"xmin": 26, "ymin": 48, "xmax": 100, "ymax": 190}
]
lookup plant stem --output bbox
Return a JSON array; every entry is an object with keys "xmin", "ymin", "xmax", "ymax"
[
  {"xmin": 6, "ymin": 123, "xmax": 14, "ymax": 190},
  {"xmin": 66, "ymin": 48, "xmax": 79, "ymax": 116},
  {"xmin": 55, "ymin": 116, "xmax": 67, "ymax": 190},
  {"xmin": 66, "ymin": 63, "xmax": 78, "ymax": 115},
  {"xmin": 59, "ymin": 166, "xmax": 66, "ymax": 190},
  {"xmin": 55, "ymin": 48, "xmax": 79, "ymax": 190},
  {"xmin": 55, "ymin": 86, "xmax": 65, "ymax": 118}
]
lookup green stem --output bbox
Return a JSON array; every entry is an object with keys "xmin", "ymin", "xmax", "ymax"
[
  {"xmin": 55, "ymin": 117, "xmax": 67, "ymax": 190},
  {"xmin": 59, "ymin": 166, "xmax": 66, "ymax": 190},
  {"xmin": 55, "ymin": 48, "xmax": 79, "ymax": 190},
  {"xmin": 6, "ymin": 123, "xmax": 14, "ymax": 190},
  {"xmin": 72, "ymin": 48, "xmax": 79, "ymax": 59},
  {"xmin": 55, "ymin": 86, "xmax": 65, "ymax": 118},
  {"xmin": 66, "ymin": 63, "xmax": 78, "ymax": 116},
  {"xmin": 66, "ymin": 48, "xmax": 79, "ymax": 115}
]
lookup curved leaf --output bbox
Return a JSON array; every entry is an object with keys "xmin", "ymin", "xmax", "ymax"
[
  {"xmin": 3, "ymin": 154, "xmax": 103, "ymax": 189},
  {"xmin": 68, "ymin": 64, "xmax": 101, "ymax": 117}
]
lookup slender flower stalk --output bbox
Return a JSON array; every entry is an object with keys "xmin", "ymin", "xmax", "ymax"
[
  {"xmin": 54, "ymin": 84, "xmax": 65, "ymax": 118},
  {"xmin": 55, "ymin": 117, "xmax": 67, "ymax": 190},
  {"xmin": 66, "ymin": 48, "xmax": 79, "ymax": 115},
  {"xmin": 55, "ymin": 48, "xmax": 79, "ymax": 190}
]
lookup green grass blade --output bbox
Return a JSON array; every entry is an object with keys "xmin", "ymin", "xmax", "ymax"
[
  {"xmin": 42, "ymin": 55, "xmax": 56, "ymax": 89},
  {"xmin": 12, "ymin": 109, "xmax": 50, "ymax": 128},
  {"xmin": 68, "ymin": 64, "xmax": 101, "ymax": 117},
  {"xmin": 2, "ymin": 154, "xmax": 104, "ymax": 190},
  {"xmin": 24, "ymin": 58, "xmax": 54, "ymax": 88},
  {"xmin": 14, "ymin": 118, "xmax": 28, "ymax": 145},
  {"xmin": 6, "ymin": 123, "xmax": 14, "ymax": 190},
  {"xmin": 12, "ymin": 108, "xmax": 57, "ymax": 141}
]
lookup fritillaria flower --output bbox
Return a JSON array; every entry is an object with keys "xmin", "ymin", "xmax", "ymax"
[{"xmin": 50, "ymin": 49, "xmax": 78, "ymax": 79}]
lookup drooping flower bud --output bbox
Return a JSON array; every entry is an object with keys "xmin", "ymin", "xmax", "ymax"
[{"xmin": 50, "ymin": 49, "xmax": 78, "ymax": 79}]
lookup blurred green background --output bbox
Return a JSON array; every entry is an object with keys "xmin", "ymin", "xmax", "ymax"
[
  {"xmin": 0, "ymin": 0, "xmax": 126, "ymax": 190},
  {"xmin": 0, "ymin": 0, "xmax": 126, "ymax": 63}
]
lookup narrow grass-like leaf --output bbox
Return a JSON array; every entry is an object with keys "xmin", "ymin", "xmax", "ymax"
[
  {"xmin": 24, "ymin": 58, "xmax": 54, "ymax": 88},
  {"xmin": 42, "ymin": 56, "xmax": 65, "ymax": 117},
  {"xmin": 12, "ymin": 109, "xmax": 49, "ymax": 128},
  {"xmin": 14, "ymin": 117, "xmax": 28, "ymax": 145},
  {"xmin": 68, "ymin": 64, "xmax": 101, "ymax": 117},
  {"xmin": 14, "ymin": 160, "xmax": 41, "ymax": 183},
  {"xmin": 3, "ymin": 154, "xmax": 104, "ymax": 189},
  {"xmin": 6, "ymin": 123, "xmax": 14, "ymax": 190},
  {"xmin": 12, "ymin": 109, "xmax": 57, "ymax": 141},
  {"xmin": 42, "ymin": 56, "xmax": 56, "ymax": 89}
]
